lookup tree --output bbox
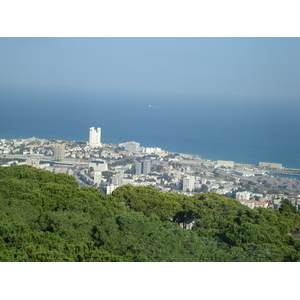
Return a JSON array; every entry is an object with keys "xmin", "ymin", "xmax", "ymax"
[
  {"xmin": 213, "ymin": 169, "xmax": 220, "ymax": 177},
  {"xmin": 200, "ymin": 184, "xmax": 209, "ymax": 193},
  {"xmin": 102, "ymin": 171, "xmax": 114, "ymax": 181},
  {"xmin": 279, "ymin": 199, "xmax": 297, "ymax": 214},
  {"xmin": 1, "ymin": 165, "xmax": 300, "ymax": 262}
]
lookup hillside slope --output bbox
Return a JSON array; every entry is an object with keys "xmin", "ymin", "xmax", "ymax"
[{"xmin": 0, "ymin": 165, "xmax": 299, "ymax": 262}]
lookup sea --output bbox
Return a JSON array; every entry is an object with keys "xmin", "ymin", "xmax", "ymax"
[{"xmin": 1, "ymin": 87, "xmax": 300, "ymax": 169}]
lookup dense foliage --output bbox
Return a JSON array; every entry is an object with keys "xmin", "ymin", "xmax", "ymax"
[{"xmin": 0, "ymin": 165, "xmax": 300, "ymax": 262}]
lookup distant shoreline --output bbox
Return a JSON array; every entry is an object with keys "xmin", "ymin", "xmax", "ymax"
[{"xmin": 2, "ymin": 137, "xmax": 300, "ymax": 173}]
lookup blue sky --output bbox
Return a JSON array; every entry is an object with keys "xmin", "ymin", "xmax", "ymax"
[{"xmin": 0, "ymin": 37, "xmax": 299, "ymax": 102}]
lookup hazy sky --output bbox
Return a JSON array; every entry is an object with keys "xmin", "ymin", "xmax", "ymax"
[{"xmin": 0, "ymin": 37, "xmax": 299, "ymax": 101}]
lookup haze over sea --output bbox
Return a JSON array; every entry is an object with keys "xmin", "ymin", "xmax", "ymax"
[
  {"xmin": 1, "ymin": 38, "xmax": 299, "ymax": 169},
  {"xmin": 1, "ymin": 87, "xmax": 300, "ymax": 169}
]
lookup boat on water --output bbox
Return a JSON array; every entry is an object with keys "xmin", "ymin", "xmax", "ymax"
[{"xmin": 148, "ymin": 105, "xmax": 161, "ymax": 108}]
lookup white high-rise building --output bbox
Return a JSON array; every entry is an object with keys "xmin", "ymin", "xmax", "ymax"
[
  {"xmin": 182, "ymin": 176, "xmax": 195, "ymax": 192},
  {"xmin": 89, "ymin": 127, "xmax": 101, "ymax": 147}
]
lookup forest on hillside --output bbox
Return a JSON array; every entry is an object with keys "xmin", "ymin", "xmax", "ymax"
[{"xmin": 0, "ymin": 165, "xmax": 300, "ymax": 262}]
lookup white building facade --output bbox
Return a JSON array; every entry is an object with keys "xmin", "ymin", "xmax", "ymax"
[
  {"xmin": 89, "ymin": 160, "xmax": 108, "ymax": 172},
  {"xmin": 120, "ymin": 141, "xmax": 140, "ymax": 152},
  {"xmin": 93, "ymin": 171, "xmax": 102, "ymax": 184},
  {"xmin": 111, "ymin": 173, "xmax": 124, "ymax": 187},
  {"xmin": 182, "ymin": 176, "xmax": 195, "ymax": 192},
  {"xmin": 236, "ymin": 191, "xmax": 251, "ymax": 200},
  {"xmin": 217, "ymin": 160, "xmax": 235, "ymax": 168},
  {"xmin": 54, "ymin": 144, "xmax": 65, "ymax": 161},
  {"xmin": 89, "ymin": 127, "xmax": 101, "ymax": 147}
]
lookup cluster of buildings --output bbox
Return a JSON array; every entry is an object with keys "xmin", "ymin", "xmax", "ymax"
[{"xmin": 1, "ymin": 126, "xmax": 300, "ymax": 211}]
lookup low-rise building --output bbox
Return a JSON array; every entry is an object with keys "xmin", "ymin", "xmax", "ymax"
[
  {"xmin": 89, "ymin": 160, "xmax": 108, "ymax": 172},
  {"xmin": 259, "ymin": 162, "xmax": 283, "ymax": 169},
  {"xmin": 239, "ymin": 199, "xmax": 269, "ymax": 209},
  {"xmin": 217, "ymin": 160, "xmax": 235, "ymax": 168}
]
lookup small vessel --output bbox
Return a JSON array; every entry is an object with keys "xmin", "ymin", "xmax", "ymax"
[{"xmin": 148, "ymin": 105, "xmax": 161, "ymax": 108}]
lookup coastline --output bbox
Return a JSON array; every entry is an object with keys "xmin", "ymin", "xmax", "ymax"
[{"xmin": 2, "ymin": 136, "xmax": 300, "ymax": 175}]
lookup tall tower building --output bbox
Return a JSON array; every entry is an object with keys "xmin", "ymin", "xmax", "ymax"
[
  {"xmin": 89, "ymin": 127, "xmax": 101, "ymax": 147},
  {"xmin": 54, "ymin": 144, "xmax": 65, "ymax": 161},
  {"xmin": 135, "ymin": 160, "xmax": 151, "ymax": 175},
  {"xmin": 182, "ymin": 176, "xmax": 195, "ymax": 192},
  {"xmin": 135, "ymin": 162, "xmax": 142, "ymax": 175},
  {"xmin": 142, "ymin": 160, "xmax": 151, "ymax": 175}
]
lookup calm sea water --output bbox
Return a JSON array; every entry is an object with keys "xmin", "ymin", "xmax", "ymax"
[{"xmin": 1, "ymin": 87, "xmax": 300, "ymax": 169}]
